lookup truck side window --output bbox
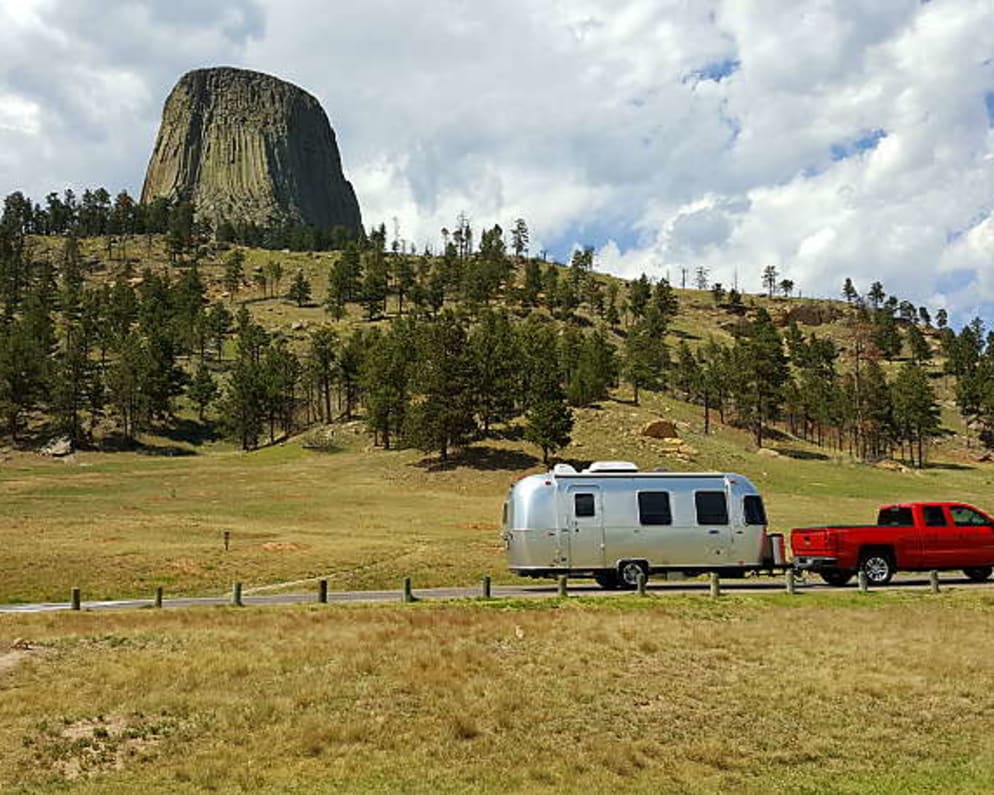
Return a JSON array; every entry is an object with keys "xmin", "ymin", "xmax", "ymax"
[
  {"xmin": 574, "ymin": 493, "xmax": 595, "ymax": 518},
  {"xmin": 922, "ymin": 505, "xmax": 946, "ymax": 527},
  {"xmin": 877, "ymin": 507, "xmax": 913, "ymax": 526},
  {"xmin": 638, "ymin": 492, "xmax": 672, "ymax": 525},
  {"xmin": 950, "ymin": 506, "xmax": 989, "ymax": 526},
  {"xmin": 744, "ymin": 495, "xmax": 767, "ymax": 525},
  {"xmin": 695, "ymin": 491, "xmax": 728, "ymax": 525}
]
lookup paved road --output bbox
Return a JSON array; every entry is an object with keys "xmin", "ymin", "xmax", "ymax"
[{"xmin": 0, "ymin": 575, "xmax": 988, "ymax": 614}]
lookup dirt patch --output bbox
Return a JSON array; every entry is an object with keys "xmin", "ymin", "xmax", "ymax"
[
  {"xmin": 260, "ymin": 541, "xmax": 307, "ymax": 553},
  {"xmin": 30, "ymin": 713, "xmax": 174, "ymax": 781},
  {"xmin": 460, "ymin": 523, "xmax": 498, "ymax": 531},
  {"xmin": 0, "ymin": 638, "xmax": 46, "ymax": 677},
  {"xmin": 168, "ymin": 558, "xmax": 204, "ymax": 575}
]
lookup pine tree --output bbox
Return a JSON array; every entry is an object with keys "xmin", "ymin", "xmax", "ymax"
[
  {"xmin": 623, "ymin": 318, "xmax": 667, "ymax": 405},
  {"xmin": 523, "ymin": 328, "xmax": 573, "ymax": 464},
  {"xmin": 360, "ymin": 322, "xmax": 412, "ymax": 448},
  {"xmin": 403, "ymin": 312, "xmax": 477, "ymax": 462},
  {"xmin": 308, "ymin": 327, "xmax": 338, "ymax": 422},
  {"xmin": 223, "ymin": 249, "xmax": 245, "ymax": 299},
  {"xmin": 361, "ymin": 249, "xmax": 388, "ymax": 320},
  {"xmin": 733, "ymin": 308, "xmax": 789, "ymax": 447},
  {"xmin": 469, "ymin": 310, "xmax": 521, "ymax": 433},
  {"xmin": 891, "ymin": 362, "xmax": 940, "ymax": 467},
  {"xmin": 288, "ymin": 270, "xmax": 312, "ymax": 307},
  {"xmin": 522, "ymin": 260, "xmax": 542, "ymax": 307},
  {"xmin": 188, "ymin": 362, "xmax": 218, "ymax": 422}
]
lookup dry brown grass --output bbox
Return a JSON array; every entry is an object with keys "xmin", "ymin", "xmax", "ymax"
[{"xmin": 2, "ymin": 593, "xmax": 994, "ymax": 792}]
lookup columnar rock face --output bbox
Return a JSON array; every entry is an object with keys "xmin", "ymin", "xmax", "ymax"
[{"xmin": 141, "ymin": 67, "xmax": 362, "ymax": 232}]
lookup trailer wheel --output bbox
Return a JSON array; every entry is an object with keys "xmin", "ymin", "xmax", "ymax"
[
  {"xmin": 963, "ymin": 566, "xmax": 993, "ymax": 582},
  {"xmin": 618, "ymin": 560, "xmax": 649, "ymax": 590},
  {"xmin": 594, "ymin": 572, "xmax": 621, "ymax": 590},
  {"xmin": 859, "ymin": 551, "xmax": 894, "ymax": 585},
  {"xmin": 820, "ymin": 570, "xmax": 853, "ymax": 587}
]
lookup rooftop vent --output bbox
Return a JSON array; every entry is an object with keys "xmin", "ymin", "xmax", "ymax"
[
  {"xmin": 583, "ymin": 461, "xmax": 639, "ymax": 474},
  {"xmin": 552, "ymin": 463, "xmax": 577, "ymax": 475}
]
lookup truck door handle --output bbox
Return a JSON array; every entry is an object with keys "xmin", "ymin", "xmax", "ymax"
[{"xmin": 708, "ymin": 529, "xmax": 720, "ymax": 535}]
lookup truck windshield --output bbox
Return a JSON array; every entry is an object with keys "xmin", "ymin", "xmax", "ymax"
[{"xmin": 877, "ymin": 507, "xmax": 913, "ymax": 526}]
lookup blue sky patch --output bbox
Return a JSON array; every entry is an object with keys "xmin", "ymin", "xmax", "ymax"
[
  {"xmin": 985, "ymin": 92, "xmax": 994, "ymax": 126},
  {"xmin": 946, "ymin": 208, "xmax": 990, "ymax": 243},
  {"xmin": 830, "ymin": 129, "xmax": 887, "ymax": 161},
  {"xmin": 686, "ymin": 58, "xmax": 740, "ymax": 84},
  {"xmin": 544, "ymin": 221, "xmax": 643, "ymax": 265}
]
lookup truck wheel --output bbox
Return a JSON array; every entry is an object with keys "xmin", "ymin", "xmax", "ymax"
[
  {"xmin": 859, "ymin": 553, "xmax": 894, "ymax": 585},
  {"xmin": 618, "ymin": 560, "xmax": 648, "ymax": 590},
  {"xmin": 594, "ymin": 571, "xmax": 621, "ymax": 590},
  {"xmin": 963, "ymin": 566, "xmax": 993, "ymax": 582},
  {"xmin": 820, "ymin": 570, "xmax": 853, "ymax": 587}
]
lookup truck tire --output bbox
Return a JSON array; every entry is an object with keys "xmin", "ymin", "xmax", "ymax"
[
  {"xmin": 594, "ymin": 571, "xmax": 621, "ymax": 590},
  {"xmin": 963, "ymin": 566, "xmax": 993, "ymax": 582},
  {"xmin": 618, "ymin": 560, "xmax": 649, "ymax": 590},
  {"xmin": 859, "ymin": 551, "xmax": 894, "ymax": 585},
  {"xmin": 820, "ymin": 570, "xmax": 853, "ymax": 587}
]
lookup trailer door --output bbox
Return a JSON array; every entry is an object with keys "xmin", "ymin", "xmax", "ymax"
[
  {"xmin": 695, "ymin": 490, "xmax": 731, "ymax": 562},
  {"xmin": 563, "ymin": 485, "xmax": 604, "ymax": 569}
]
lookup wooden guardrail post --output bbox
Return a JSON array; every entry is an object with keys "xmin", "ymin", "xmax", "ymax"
[
  {"xmin": 318, "ymin": 579, "xmax": 328, "ymax": 604},
  {"xmin": 929, "ymin": 570, "xmax": 940, "ymax": 594},
  {"xmin": 402, "ymin": 577, "xmax": 414, "ymax": 603},
  {"xmin": 154, "ymin": 586, "xmax": 163, "ymax": 609},
  {"xmin": 785, "ymin": 569, "xmax": 796, "ymax": 595},
  {"xmin": 709, "ymin": 572, "xmax": 721, "ymax": 599},
  {"xmin": 558, "ymin": 575, "xmax": 568, "ymax": 597},
  {"xmin": 636, "ymin": 571, "xmax": 647, "ymax": 596},
  {"xmin": 70, "ymin": 587, "xmax": 81, "ymax": 611},
  {"xmin": 231, "ymin": 582, "xmax": 243, "ymax": 607},
  {"xmin": 857, "ymin": 570, "xmax": 869, "ymax": 593},
  {"xmin": 223, "ymin": 530, "xmax": 231, "ymax": 551},
  {"xmin": 481, "ymin": 575, "xmax": 491, "ymax": 599}
]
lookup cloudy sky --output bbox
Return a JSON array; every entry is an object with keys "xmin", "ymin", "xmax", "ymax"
[{"xmin": 2, "ymin": 0, "xmax": 994, "ymax": 323}]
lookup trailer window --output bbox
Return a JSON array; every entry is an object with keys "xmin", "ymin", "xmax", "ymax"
[
  {"xmin": 950, "ymin": 506, "xmax": 989, "ymax": 526},
  {"xmin": 695, "ymin": 491, "xmax": 728, "ymax": 525},
  {"xmin": 922, "ymin": 505, "xmax": 946, "ymax": 527},
  {"xmin": 638, "ymin": 492, "xmax": 672, "ymax": 525},
  {"xmin": 744, "ymin": 495, "xmax": 766, "ymax": 526},
  {"xmin": 877, "ymin": 507, "xmax": 913, "ymax": 526},
  {"xmin": 574, "ymin": 493, "xmax": 595, "ymax": 518}
]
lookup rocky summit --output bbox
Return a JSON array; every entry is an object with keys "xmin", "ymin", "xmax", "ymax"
[{"xmin": 141, "ymin": 67, "xmax": 362, "ymax": 232}]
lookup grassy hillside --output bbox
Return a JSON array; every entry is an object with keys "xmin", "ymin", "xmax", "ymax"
[{"xmin": 2, "ymin": 235, "xmax": 990, "ymax": 602}]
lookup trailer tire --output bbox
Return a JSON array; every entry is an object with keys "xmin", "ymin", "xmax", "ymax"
[
  {"xmin": 859, "ymin": 550, "xmax": 895, "ymax": 585},
  {"xmin": 963, "ymin": 566, "xmax": 993, "ymax": 582},
  {"xmin": 594, "ymin": 571, "xmax": 621, "ymax": 590},
  {"xmin": 820, "ymin": 570, "xmax": 853, "ymax": 587},
  {"xmin": 618, "ymin": 560, "xmax": 649, "ymax": 590}
]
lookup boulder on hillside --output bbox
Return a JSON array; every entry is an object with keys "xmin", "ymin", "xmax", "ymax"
[
  {"xmin": 781, "ymin": 303, "xmax": 844, "ymax": 327},
  {"xmin": 641, "ymin": 419, "xmax": 678, "ymax": 439},
  {"xmin": 40, "ymin": 436, "xmax": 73, "ymax": 457},
  {"xmin": 756, "ymin": 447, "xmax": 780, "ymax": 458}
]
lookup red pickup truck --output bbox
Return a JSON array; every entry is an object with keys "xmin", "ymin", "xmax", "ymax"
[{"xmin": 791, "ymin": 502, "xmax": 994, "ymax": 586}]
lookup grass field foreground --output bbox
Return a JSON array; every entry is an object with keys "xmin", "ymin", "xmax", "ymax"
[{"xmin": 3, "ymin": 593, "xmax": 994, "ymax": 793}]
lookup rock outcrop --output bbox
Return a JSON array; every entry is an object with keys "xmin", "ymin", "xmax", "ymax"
[{"xmin": 141, "ymin": 67, "xmax": 362, "ymax": 232}]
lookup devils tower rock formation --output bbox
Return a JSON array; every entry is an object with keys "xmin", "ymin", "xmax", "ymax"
[{"xmin": 141, "ymin": 67, "xmax": 362, "ymax": 232}]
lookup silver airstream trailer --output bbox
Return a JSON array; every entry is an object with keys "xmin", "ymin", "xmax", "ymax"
[{"xmin": 503, "ymin": 461, "xmax": 782, "ymax": 588}]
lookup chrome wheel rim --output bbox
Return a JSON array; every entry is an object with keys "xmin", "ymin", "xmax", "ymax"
[
  {"xmin": 864, "ymin": 557, "xmax": 890, "ymax": 583},
  {"xmin": 621, "ymin": 564, "xmax": 642, "ymax": 586}
]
